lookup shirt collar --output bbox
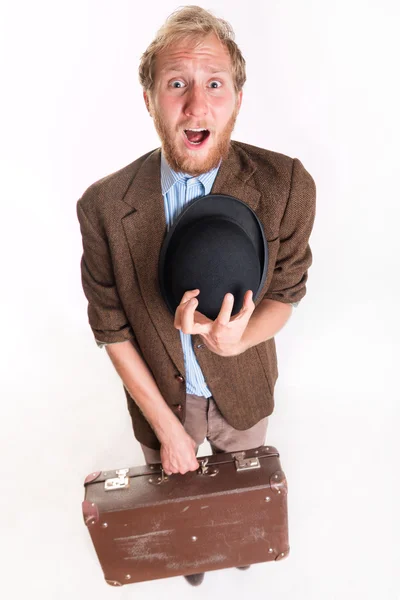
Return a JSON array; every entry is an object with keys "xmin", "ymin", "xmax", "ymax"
[{"xmin": 160, "ymin": 151, "xmax": 221, "ymax": 196}]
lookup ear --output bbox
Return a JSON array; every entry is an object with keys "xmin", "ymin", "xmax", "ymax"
[
  {"xmin": 236, "ymin": 90, "xmax": 243, "ymax": 112},
  {"xmin": 143, "ymin": 90, "xmax": 152, "ymax": 116}
]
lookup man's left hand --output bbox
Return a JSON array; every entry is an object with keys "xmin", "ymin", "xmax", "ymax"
[{"xmin": 174, "ymin": 289, "xmax": 255, "ymax": 357}]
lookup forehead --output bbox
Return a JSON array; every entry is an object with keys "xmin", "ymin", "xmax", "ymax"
[{"xmin": 155, "ymin": 33, "xmax": 233, "ymax": 75}]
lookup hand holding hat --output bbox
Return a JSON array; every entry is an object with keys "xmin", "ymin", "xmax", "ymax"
[
  {"xmin": 174, "ymin": 288, "xmax": 255, "ymax": 357},
  {"xmin": 158, "ymin": 193, "xmax": 269, "ymax": 357}
]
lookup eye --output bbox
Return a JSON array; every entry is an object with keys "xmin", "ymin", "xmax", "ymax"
[
  {"xmin": 170, "ymin": 80, "xmax": 186, "ymax": 89},
  {"xmin": 209, "ymin": 80, "xmax": 222, "ymax": 89}
]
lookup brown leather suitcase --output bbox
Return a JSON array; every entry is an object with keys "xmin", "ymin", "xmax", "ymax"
[{"xmin": 82, "ymin": 445, "xmax": 289, "ymax": 586}]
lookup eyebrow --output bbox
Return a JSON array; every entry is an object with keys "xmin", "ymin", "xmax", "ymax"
[{"xmin": 161, "ymin": 64, "xmax": 229, "ymax": 74}]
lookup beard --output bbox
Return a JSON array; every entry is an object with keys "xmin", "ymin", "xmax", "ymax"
[{"xmin": 151, "ymin": 105, "xmax": 239, "ymax": 176}]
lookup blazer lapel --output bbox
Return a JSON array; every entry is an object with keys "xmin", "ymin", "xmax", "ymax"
[
  {"xmin": 119, "ymin": 142, "xmax": 262, "ymax": 376},
  {"xmin": 211, "ymin": 141, "xmax": 261, "ymax": 212},
  {"xmin": 120, "ymin": 148, "xmax": 186, "ymax": 375}
]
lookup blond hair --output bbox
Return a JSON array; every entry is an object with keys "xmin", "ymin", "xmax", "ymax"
[{"xmin": 139, "ymin": 6, "xmax": 246, "ymax": 94}]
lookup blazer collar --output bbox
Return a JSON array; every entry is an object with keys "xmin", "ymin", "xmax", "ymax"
[{"xmin": 121, "ymin": 141, "xmax": 261, "ymax": 211}]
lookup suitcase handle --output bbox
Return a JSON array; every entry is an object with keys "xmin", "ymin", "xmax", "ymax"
[{"xmin": 149, "ymin": 458, "xmax": 219, "ymax": 485}]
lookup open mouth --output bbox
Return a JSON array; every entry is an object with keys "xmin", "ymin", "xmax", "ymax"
[{"xmin": 184, "ymin": 128, "xmax": 210, "ymax": 145}]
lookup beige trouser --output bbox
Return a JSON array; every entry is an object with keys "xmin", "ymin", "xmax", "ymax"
[{"xmin": 140, "ymin": 393, "xmax": 268, "ymax": 464}]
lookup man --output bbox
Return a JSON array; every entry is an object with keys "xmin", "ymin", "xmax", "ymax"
[{"xmin": 77, "ymin": 6, "xmax": 315, "ymax": 586}]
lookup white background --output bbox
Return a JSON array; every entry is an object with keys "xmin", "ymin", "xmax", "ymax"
[{"xmin": 1, "ymin": 1, "xmax": 399, "ymax": 598}]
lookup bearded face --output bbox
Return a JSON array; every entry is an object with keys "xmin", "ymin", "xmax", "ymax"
[{"xmin": 144, "ymin": 33, "xmax": 243, "ymax": 176}]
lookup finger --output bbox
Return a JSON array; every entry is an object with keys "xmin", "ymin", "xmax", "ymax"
[
  {"xmin": 166, "ymin": 463, "xmax": 178, "ymax": 475},
  {"xmin": 174, "ymin": 290, "xmax": 200, "ymax": 330},
  {"xmin": 231, "ymin": 290, "xmax": 255, "ymax": 321},
  {"xmin": 179, "ymin": 458, "xmax": 199, "ymax": 474},
  {"xmin": 216, "ymin": 293, "xmax": 235, "ymax": 326},
  {"xmin": 179, "ymin": 289, "xmax": 200, "ymax": 305},
  {"xmin": 243, "ymin": 290, "xmax": 255, "ymax": 317},
  {"xmin": 162, "ymin": 459, "xmax": 173, "ymax": 475},
  {"xmin": 241, "ymin": 290, "xmax": 254, "ymax": 313},
  {"xmin": 244, "ymin": 289, "xmax": 254, "ymax": 307},
  {"xmin": 181, "ymin": 297, "xmax": 198, "ymax": 333}
]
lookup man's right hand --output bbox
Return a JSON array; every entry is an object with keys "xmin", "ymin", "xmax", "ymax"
[{"xmin": 159, "ymin": 427, "xmax": 200, "ymax": 475}]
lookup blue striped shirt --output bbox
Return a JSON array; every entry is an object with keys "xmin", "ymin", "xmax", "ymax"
[{"xmin": 161, "ymin": 152, "xmax": 221, "ymax": 397}]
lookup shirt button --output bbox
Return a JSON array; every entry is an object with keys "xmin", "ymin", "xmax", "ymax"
[{"xmin": 175, "ymin": 374, "xmax": 185, "ymax": 383}]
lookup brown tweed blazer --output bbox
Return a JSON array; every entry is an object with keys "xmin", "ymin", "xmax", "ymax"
[{"xmin": 77, "ymin": 140, "xmax": 316, "ymax": 450}]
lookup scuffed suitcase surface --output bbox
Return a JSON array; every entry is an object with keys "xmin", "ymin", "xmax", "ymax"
[{"xmin": 83, "ymin": 446, "xmax": 289, "ymax": 586}]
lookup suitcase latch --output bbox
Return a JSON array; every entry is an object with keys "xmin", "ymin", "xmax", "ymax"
[
  {"xmin": 197, "ymin": 457, "xmax": 219, "ymax": 477},
  {"xmin": 104, "ymin": 468, "xmax": 130, "ymax": 491},
  {"xmin": 233, "ymin": 452, "xmax": 261, "ymax": 471}
]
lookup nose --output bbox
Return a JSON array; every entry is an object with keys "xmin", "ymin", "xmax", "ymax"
[{"xmin": 184, "ymin": 83, "xmax": 208, "ymax": 119}]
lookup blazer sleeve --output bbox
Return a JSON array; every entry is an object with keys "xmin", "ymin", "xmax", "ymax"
[
  {"xmin": 77, "ymin": 197, "xmax": 136, "ymax": 347},
  {"xmin": 263, "ymin": 157, "xmax": 316, "ymax": 305}
]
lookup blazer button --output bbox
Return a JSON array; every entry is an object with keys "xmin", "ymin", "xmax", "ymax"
[{"xmin": 175, "ymin": 374, "xmax": 185, "ymax": 383}]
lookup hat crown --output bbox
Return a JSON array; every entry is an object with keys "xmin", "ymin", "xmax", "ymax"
[
  {"xmin": 168, "ymin": 217, "xmax": 260, "ymax": 319},
  {"xmin": 158, "ymin": 194, "xmax": 268, "ymax": 320}
]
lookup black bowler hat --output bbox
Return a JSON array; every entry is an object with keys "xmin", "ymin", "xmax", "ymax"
[{"xmin": 158, "ymin": 194, "xmax": 268, "ymax": 321}]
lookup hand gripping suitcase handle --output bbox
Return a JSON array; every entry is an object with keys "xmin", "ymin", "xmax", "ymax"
[
  {"xmin": 149, "ymin": 458, "xmax": 219, "ymax": 485},
  {"xmin": 153, "ymin": 453, "xmax": 262, "ymax": 484}
]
